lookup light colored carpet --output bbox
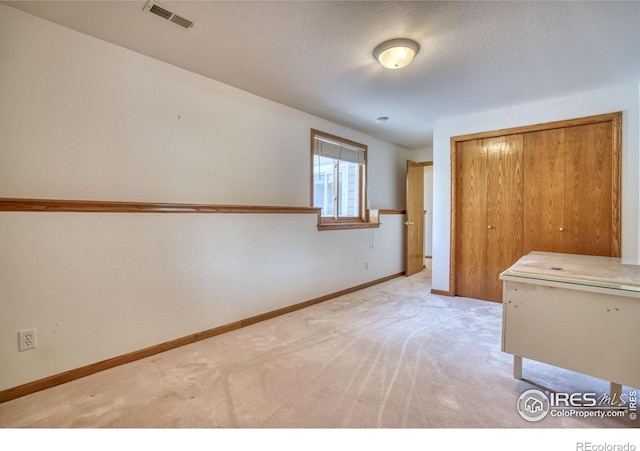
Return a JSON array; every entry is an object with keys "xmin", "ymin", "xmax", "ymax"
[{"xmin": 0, "ymin": 267, "xmax": 636, "ymax": 428}]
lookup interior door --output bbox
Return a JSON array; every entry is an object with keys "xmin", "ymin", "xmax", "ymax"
[
  {"xmin": 486, "ymin": 135, "xmax": 523, "ymax": 302},
  {"xmin": 523, "ymin": 128, "xmax": 567, "ymax": 254},
  {"xmin": 405, "ymin": 160, "xmax": 424, "ymax": 276},
  {"xmin": 451, "ymin": 112, "xmax": 621, "ymax": 302},
  {"xmin": 564, "ymin": 122, "xmax": 614, "ymax": 256},
  {"xmin": 523, "ymin": 123, "xmax": 615, "ymax": 257},
  {"xmin": 455, "ymin": 136, "xmax": 523, "ymax": 302},
  {"xmin": 455, "ymin": 139, "xmax": 489, "ymax": 299}
]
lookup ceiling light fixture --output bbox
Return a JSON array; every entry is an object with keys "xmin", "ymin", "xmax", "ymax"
[{"xmin": 373, "ymin": 38, "xmax": 419, "ymax": 69}]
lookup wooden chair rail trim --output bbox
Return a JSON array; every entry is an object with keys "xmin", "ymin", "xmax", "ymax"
[
  {"xmin": 0, "ymin": 271, "xmax": 404, "ymax": 404},
  {"xmin": 0, "ymin": 197, "xmax": 321, "ymax": 215},
  {"xmin": 379, "ymin": 209, "xmax": 406, "ymax": 215},
  {"xmin": 0, "ymin": 198, "xmax": 404, "ymax": 236}
]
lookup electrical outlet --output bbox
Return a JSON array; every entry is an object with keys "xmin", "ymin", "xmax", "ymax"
[
  {"xmin": 364, "ymin": 262, "xmax": 369, "ymax": 270},
  {"xmin": 18, "ymin": 329, "xmax": 36, "ymax": 351}
]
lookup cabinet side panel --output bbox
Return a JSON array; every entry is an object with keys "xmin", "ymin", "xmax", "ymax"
[{"xmin": 502, "ymin": 281, "xmax": 640, "ymax": 388}]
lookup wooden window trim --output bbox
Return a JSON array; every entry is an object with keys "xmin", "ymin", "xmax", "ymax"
[
  {"xmin": 310, "ymin": 129, "xmax": 369, "ymax": 230},
  {"xmin": 317, "ymin": 221, "xmax": 380, "ymax": 231}
]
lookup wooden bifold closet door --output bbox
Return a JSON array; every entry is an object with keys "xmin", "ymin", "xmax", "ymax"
[
  {"xmin": 524, "ymin": 122, "xmax": 615, "ymax": 256},
  {"xmin": 452, "ymin": 112, "xmax": 621, "ymax": 303},
  {"xmin": 455, "ymin": 135, "xmax": 523, "ymax": 303}
]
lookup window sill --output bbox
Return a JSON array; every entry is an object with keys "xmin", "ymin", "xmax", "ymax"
[{"xmin": 317, "ymin": 222, "xmax": 380, "ymax": 231}]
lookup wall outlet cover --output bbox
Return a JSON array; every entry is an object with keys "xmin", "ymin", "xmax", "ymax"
[{"xmin": 19, "ymin": 329, "xmax": 37, "ymax": 351}]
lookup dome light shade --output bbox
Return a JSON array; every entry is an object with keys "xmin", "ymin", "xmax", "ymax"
[{"xmin": 373, "ymin": 38, "xmax": 419, "ymax": 69}]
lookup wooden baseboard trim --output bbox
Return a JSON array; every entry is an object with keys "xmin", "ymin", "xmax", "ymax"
[
  {"xmin": 431, "ymin": 289, "xmax": 452, "ymax": 296},
  {"xmin": 240, "ymin": 272, "xmax": 404, "ymax": 327},
  {"xmin": 0, "ymin": 321, "xmax": 243, "ymax": 404},
  {"xmin": 0, "ymin": 271, "xmax": 405, "ymax": 404}
]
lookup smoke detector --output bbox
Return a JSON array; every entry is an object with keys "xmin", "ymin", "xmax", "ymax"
[{"xmin": 143, "ymin": 1, "xmax": 195, "ymax": 30}]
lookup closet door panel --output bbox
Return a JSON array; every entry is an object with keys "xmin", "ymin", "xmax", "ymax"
[
  {"xmin": 455, "ymin": 139, "xmax": 488, "ymax": 299},
  {"xmin": 452, "ymin": 112, "xmax": 621, "ymax": 303},
  {"xmin": 523, "ymin": 128, "xmax": 567, "ymax": 254},
  {"xmin": 486, "ymin": 135, "xmax": 523, "ymax": 302},
  {"xmin": 564, "ymin": 122, "xmax": 613, "ymax": 256}
]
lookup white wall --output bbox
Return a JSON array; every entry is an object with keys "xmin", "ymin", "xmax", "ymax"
[
  {"xmin": 0, "ymin": 5, "xmax": 410, "ymax": 391},
  {"xmin": 432, "ymin": 83, "xmax": 640, "ymax": 293},
  {"xmin": 411, "ymin": 147, "xmax": 433, "ymax": 163},
  {"xmin": 424, "ymin": 166, "xmax": 433, "ymax": 257}
]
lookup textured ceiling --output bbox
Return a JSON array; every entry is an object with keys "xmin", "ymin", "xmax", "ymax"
[{"xmin": 4, "ymin": 1, "xmax": 640, "ymax": 150}]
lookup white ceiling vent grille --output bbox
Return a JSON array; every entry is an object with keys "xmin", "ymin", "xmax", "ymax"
[{"xmin": 143, "ymin": 1, "xmax": 195, "ymax": 30}]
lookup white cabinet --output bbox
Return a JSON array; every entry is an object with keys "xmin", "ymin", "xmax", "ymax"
[{"xmin": 501, "ymin": 252, "xmax": 640, "ymax": 397}]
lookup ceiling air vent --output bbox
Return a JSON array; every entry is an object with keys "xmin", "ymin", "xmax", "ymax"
[{"xmin": 143, "ymin": 1, "xmax": 195, "ymax": 30}]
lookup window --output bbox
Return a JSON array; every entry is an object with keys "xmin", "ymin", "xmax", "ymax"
[{"xmin": 311, "ymin": 129, "xmax": 373, "ymax": 229}]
